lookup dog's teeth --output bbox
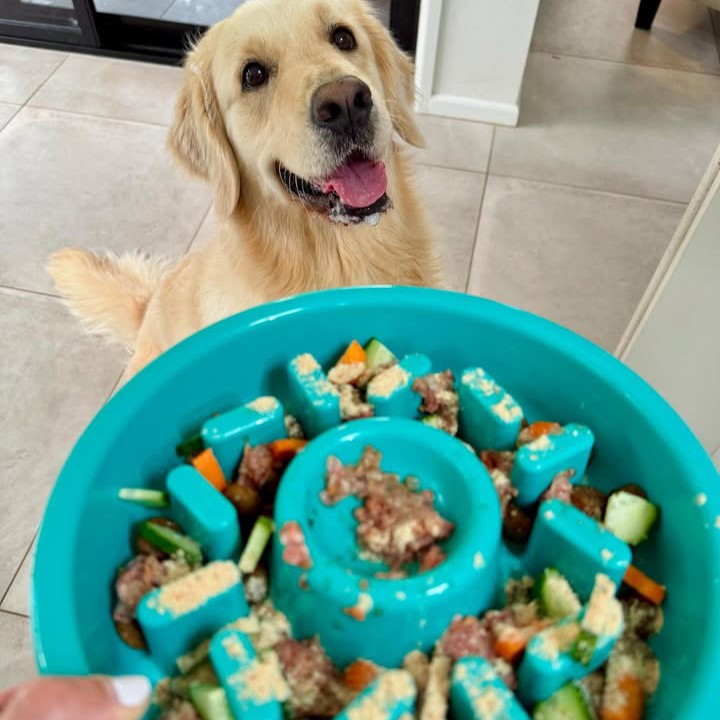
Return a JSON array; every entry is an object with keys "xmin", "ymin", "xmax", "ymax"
[{"xmin": 365, "ymin": 213, "xmax": 380, "ymax": 226}]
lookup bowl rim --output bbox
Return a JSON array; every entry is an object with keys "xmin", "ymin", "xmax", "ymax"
[{"xmin": 31, "ymin": 286, "xmax": 720, "ymax": 716}]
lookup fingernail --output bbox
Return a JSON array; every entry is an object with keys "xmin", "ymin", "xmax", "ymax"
[{"xmin": 111, "ymin": 675, "xmax": 151, "ymax": 707}]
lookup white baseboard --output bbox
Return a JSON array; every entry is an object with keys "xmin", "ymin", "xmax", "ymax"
[{"xmin": 417, "ymin": 94, "xmax": 520, "ymax": 127}]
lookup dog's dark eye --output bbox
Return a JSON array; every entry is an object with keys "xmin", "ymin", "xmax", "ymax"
[
  {"xmin": 332, "ymin": 26, "xmax": 356, "ymax": 51},
  {"xmin": 242, "ymin": 62, "xmax": 267, "ymax": 89}
]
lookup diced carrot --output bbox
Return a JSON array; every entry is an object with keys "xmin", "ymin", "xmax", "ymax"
[
  {"xmin": 269, "ymin": 438, "xmax": 309, "ymax": 462},
  {"xmin": 527, "ymin": 421, "xmax": 562, "ymax": 438},
  {"xmin": 494, "ymin": 627, "xmax": 531, "ymax": 663},
  {"xmin": 623, "ymin": 565, "xmax": 666, "ymax": 605},
  {"xmin": 493, "ymin": 621, "xmax": 548, "ymax": 663},
  {"xmin": 343, "ymin": 659, "xmax": 378, "ymax": 692},
  {"xmin": 601, "ymin": 673, "xmax": 645, "ymax": 720},
  {"xmin": 191, "ymin": 448, "xmax": 227, "ymax": 492},
  {"xmin": 338, "ymin": 339, "xmax": 366, "ymax": 365}
]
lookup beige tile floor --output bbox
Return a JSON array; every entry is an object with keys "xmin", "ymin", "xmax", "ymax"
[{"xmin": 1, "ymin": 0, "xmax": 720, "ymax": 687}]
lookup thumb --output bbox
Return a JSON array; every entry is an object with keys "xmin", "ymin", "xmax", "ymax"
[{"xmin": 0, "ymin": 675, "xmax": 151, "ymax": 720}]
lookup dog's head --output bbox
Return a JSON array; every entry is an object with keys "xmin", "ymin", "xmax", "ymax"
[{"xmin": 168, "ymin": 0, "xmax": 422, "ymax": 225}]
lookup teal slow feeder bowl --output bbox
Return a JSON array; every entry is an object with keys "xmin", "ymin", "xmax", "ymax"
[
  {"xmin": 31, "ymin": 287, "xmax": 720, "ymax": 719},
  {"xmin": 270, "ymin": 417, "xmax": 501, "ymax": 667}
]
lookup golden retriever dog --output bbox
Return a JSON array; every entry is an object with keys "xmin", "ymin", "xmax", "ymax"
[{"xmin": 49, "ymin": 0, "xmax": 442, "ymax": 379}]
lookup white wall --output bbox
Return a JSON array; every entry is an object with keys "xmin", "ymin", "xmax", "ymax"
[
  {"xmin": 415, "ymin": 0, "xmax": 540, "ymax": 126},
  {"xmin": 620, "ymin": 145, "xmax": 720, "ymax": 455}
]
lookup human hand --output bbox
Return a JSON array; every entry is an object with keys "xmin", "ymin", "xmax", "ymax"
[{"xmin": 0, "ymin": 675, "xmax": 151, "ymax": 720}]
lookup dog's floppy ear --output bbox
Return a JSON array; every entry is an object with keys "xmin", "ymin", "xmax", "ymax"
[
  {"xmin": 364, "ymin": 11, "xmax": 424, "ymax": 148},
  {"xmin": 168, "ymin": 43, "xmax": 241, "ymax": 217}
]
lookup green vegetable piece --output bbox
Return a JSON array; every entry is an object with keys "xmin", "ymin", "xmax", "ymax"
[
  {"xmin": 170, "ymin": 660, "xmax": 218, "ymax": 696},
  {"xmin": 189, "ymin": 683, "xmax": 234, "ymax": 720},
  {"xmin": 118, "ymin": 488, "xmax": 169, "ymax": 508},
  {"xmin": 239, "ymin": 516, "xmax": 274, "ymax": 574},
  {"xmin": 176, "ymin": 433, "xmax": 204, "ymax": 459},
  {"xmin": 421, "ymin": 414, "xmax": 444, "ymax": 429},
  {"xmin": 533, "ymin": 683, "xmax": 593, "ymax": 720},
  {"xmin": 571, "ymin": 629, "xmax": 598, "ymax": 666},
  {"xmin": 364, "ymin": 338, "xmax": 396, "ymax": 370},
  {"xmin": 538, "ymin": 568, "xmax": 582, "ymax": 620},
  {"xmin": 138, "ymin": 520, "xmax": 203, "ymax": 566},
  {"xmin": 604, "ymin": 490, "xmax": 658, "ymax": 545}
]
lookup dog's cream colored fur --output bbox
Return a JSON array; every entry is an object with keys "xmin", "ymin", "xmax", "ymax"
[{"xmin": 49, "ymin": 0, "xmax": 442, "ymax": 379}]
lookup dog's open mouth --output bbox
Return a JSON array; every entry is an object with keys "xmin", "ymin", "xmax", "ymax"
[{"xmin": 277, "ymin": 152, "xmax": 391, "ymax": 225}]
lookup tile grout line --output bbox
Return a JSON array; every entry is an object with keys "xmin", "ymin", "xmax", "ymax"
[
  {"xmin": 486, "ymin": 170, "xmax": 690, "ymax": 207},
  {"xmin": 0, "ymin": 284, "xmax": 61, "ymax": 300},
  {"xmin": 0, "ymin": 531, "xmax": 37, "ymax": 611},
  {"xmin": 24, "ymin": 103, "xmax": 173, "ymax": 130},
  {"xmin": 0, "ymin": 608, "xmax": 30, "ymax": 620},
  {"xmin": 23, "ymin": 54, "xmax": 70, "ymax": 108},
  {"xmin": 531, "ymin": 47, "xmax": 720, "ymax": 78},
  {"xmin": 0, "ymin": 103, "xmax": 22, "ymax": 134},
  {"xmin": 415, "ymin": 159, "xmax": 487, "ymax": 176},
  {"xmin": 464, "ymin": 126, "xmax": 495, "ymax": 294}
]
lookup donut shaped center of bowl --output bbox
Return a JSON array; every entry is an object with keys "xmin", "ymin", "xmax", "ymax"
[{"xmin": 274, "ymin": 417, "xmax": 501, "ymax": 588}]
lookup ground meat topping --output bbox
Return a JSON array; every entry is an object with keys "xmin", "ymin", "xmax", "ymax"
[
  {"xmin": 413, "ymin": 371, "xmax": 459, "ymax": 436},
  {"xmin": 480, "ymin": 450, "xmax": 516, "ymax": 476},
  {"xmin": 113, "ymin": 554, "xmax": 167, "ymax": 623},
  {"xmin": 338, "ymin": 384, "xmax": 375, "ymax": 421},
  {"xmin": 355, "ymin": 480, "xmax": 453, "ymax": 571},
  {"xmin": 579, "ymin": 671, "xmax": 605, "ymax": 718},
  {"xmin": 279, "ymin": 521, "xmax": 312, "ymax": 569},
  {"xmin": 439, "ymin": 616, "xmax": 494, "ymax": 662},
  {"xmin": 489, "ymin": 468, "xmax": 518, "ymax": 516},
  {"xmin": 540, "ymin": 469, "xmax": 574, "ymax": 504},
  {"xmin": 419, "ymin": 544, "xmax": 447, "ymax": 573},
  {"xmin": 275, "ymin": 638, "xmax": 349, "ymax": 717},
  {"xmin": 622, "ymin": 596, "xmax": 664, "ymax": 640},
  {"xmin": 236, "ymin": 443, "xmax": 278, "ymax": 489},
  {"xmin": 322, "ymin": 447, "xmax": 454, "ymax": 572},
  {"xmin": 505, "ymin": 576, "xmax": 536, "ymax": 605},
  {"xmin": 323, "ymin": 451, "xmax": 373, "ymax": 505}
]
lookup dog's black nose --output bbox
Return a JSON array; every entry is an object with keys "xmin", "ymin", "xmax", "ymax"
[{"xmin": 311, "ymin": 76, "xmax": 373, "ymax": 137}]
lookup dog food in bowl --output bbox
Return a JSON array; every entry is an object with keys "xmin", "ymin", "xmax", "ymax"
[{"xmin": 112, "ymin": 338, "xmax": 665, "ymax": 720}]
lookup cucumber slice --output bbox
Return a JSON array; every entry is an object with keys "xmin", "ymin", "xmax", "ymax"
[
  {"xmin": 570, "ymin": 629, "xmax": 597, "ymax": 665},
  {"xmin": 538, "ymin": 568, "xmax": 582, "ymax": 620},
  {"xmin": 189, "ymin": 683, "xmax": 234, "ymax": 720},
  {"xmin": 421, "ymin": 414, "xmax": 444, "ymax": 429},
  {"xmin": 239, "ymin": 515, "xmax": 274, "ymax": 574},
  {"xmin": 118, "ymin": 488, "xmax": 169, "ymax": 508},
  {"xmin": 171, "ymin": 659, "xmax": 218, "ymax": 696},
  {"xmin": 364, "ymin": 338, "xmax": 396, "ymax": 370},
  {"xmin": 533, "ymin": 683, "xmax": 593, "ymax": 720},
  {"xmin": 604, "ymin": 490, "xmax": 658, "ymax": 545},
  {"xmin": 138, "ymin": 520, "xmax": 203, "ymax": 566}
]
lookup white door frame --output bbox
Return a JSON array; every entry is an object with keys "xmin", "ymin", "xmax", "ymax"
[
  {"xmin": 414, "ymin": 0, "xmax": 540, "ymax": 127},
  {"xmin": 618, "ymin": 143, "xmax": 720, "ymax": 459}
]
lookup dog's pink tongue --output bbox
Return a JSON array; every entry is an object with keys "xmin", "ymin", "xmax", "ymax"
[{"xmin": 322, "ymin": 158, "xmax": 387, "ymax": 208}]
